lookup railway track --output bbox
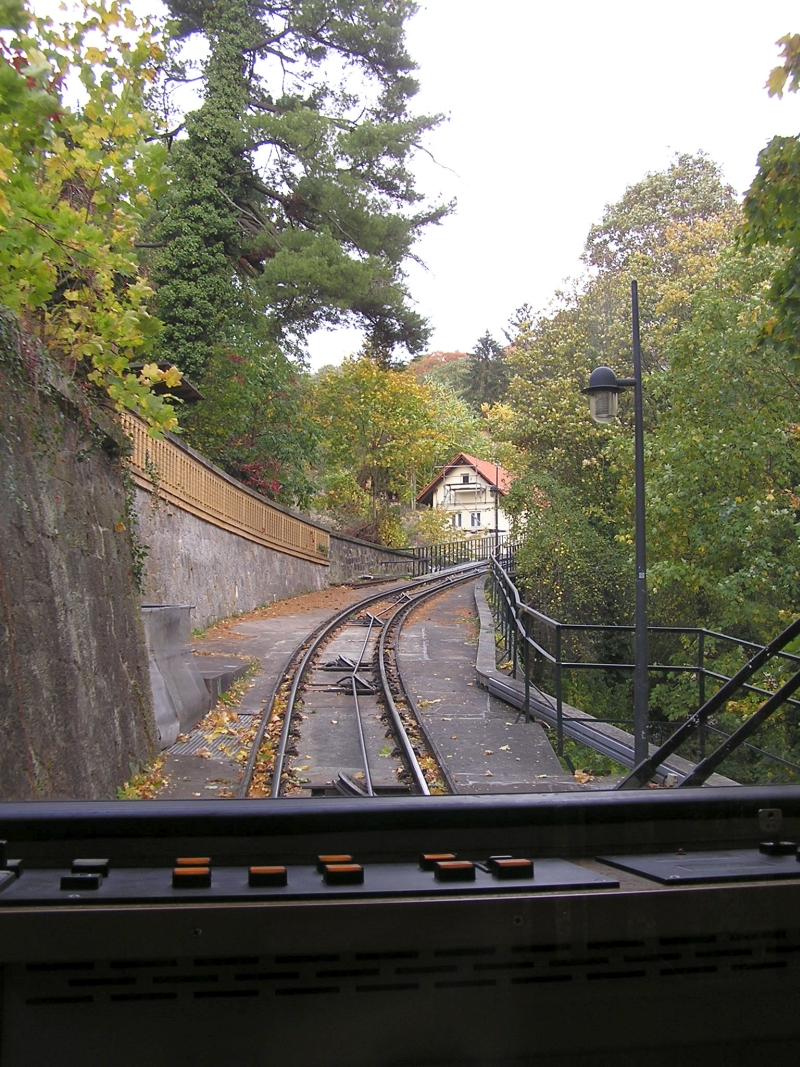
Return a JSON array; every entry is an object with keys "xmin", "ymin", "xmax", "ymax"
[{"xmin": 238, "ymin": 562, "xmax": 486, "ymax": 799}]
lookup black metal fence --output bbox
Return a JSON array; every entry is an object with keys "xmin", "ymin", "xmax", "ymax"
[
  {"xmin": 410, "ymin": 533, "xmax": 508, "ymax": 576},
  {"xmin": 487, "ymin": 548, "xmax": 800, "ymax": 784}
]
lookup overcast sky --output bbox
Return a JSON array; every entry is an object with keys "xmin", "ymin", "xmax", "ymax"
[{"xmin": 309, "ymin": 1, "xmax": 800, "ymax": 367}]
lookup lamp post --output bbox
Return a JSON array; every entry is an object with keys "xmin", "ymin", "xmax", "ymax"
[
  {"xmin": 492, "ymin": 461, "xmax": 500, "ymax": 553},
  {"xmin": 582, "ymin": 279, "xmax": 649, "ymax": 766}
]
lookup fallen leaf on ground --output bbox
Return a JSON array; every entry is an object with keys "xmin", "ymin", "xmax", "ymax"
[
  {"xmin": 500, "ymin": 745, "xmax": 511, "ymax": 751},
  {"xmin": 485, "ymin": 770, "xmax": 494, "ymax": 777},
  {"xmin": 484, "ymin": 749, "xmax": 493, "ymax": 755}
]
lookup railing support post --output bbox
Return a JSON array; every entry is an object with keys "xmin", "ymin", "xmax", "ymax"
[
  {"xmin": 555, "ymin": 625, "xmax": 564, "ymax": 756},
  {"xmin": 523, "ymin": 614, "xmax": 531, "ymax": 723},
  {"xmin": 698, "ymin": 631, "xmax": 706, "ymax": 761}
]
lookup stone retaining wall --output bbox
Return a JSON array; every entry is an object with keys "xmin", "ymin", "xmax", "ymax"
[
  {"xmin": 328, "ymin": 532, "xmax": 415, "ymax": 583},
  {"xmin": 0, "ymin": 329, "xmax": 157, "ymax": 800},
  {"xmin": 133, "ymin": 488, "xmax": 328, "ymax": 629}
]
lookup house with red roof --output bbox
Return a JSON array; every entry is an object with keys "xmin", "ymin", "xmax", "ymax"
[{"xmin": 415, "ymin": 452, "xmax": 513, "ymax": 537}]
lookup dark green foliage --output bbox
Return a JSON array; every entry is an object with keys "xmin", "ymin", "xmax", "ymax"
[
  {"xmin": 644, "ymin": 242, "xmax": 800, "ymax": 641},
  {"xmin": 153, "ymin": 0, "xmax": 449, "ymax": 379},
  {"xmin": 741, "ymin": 134, "xmax": 800, "ymax": 373},
  {"xmin": 153, "ymin": 0, "xmax": 261, "ymax": 380},
  {"xmin": 461, "ymin": 331, "xmax": 508, "ymax": 412},
  {"xmin": 178, "ymin": 329, "xmax": 319, "ymax": 508},
  {"xmin": 512, "ymin": 475, "xmax": 630, "ymax": 628}
]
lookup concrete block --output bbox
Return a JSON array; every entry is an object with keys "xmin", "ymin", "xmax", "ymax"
[{"xmin": 141, "ymin": 606, "xmax": 211, "ymax": 748}]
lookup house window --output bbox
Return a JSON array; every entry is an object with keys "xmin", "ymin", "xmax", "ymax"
[
  {"xmin": 452, "ymin": 512, "xmax": 462, "ymax": 528},
  {"xmin": 462, "ymin": 474, "xmax": 470, "ymax": 483},
  {"xmin": 470, "ymin": 512, "xmax": 481, "ymax": 528}
]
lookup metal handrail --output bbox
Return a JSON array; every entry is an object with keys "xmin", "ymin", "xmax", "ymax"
[
  {"xmin": 409, "ymin": 533, "xmax": 509, "ymax": 576},
  {"xmin": 487, "ymin": 550, "xmax": 800, "ymax": 784}
]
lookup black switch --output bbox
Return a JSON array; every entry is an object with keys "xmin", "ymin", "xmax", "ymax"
[
  {"xmin": 489, "ymin": 858, "xmax": 534, "ymax": 880},
  {"xmin": 172, "ymin": 867, "xmax": 211, "ymax": 889},
  {"xmin": 72, "ymin": 859, "xmax": 110, "ymax": 877},
  {"xmin": 249, "ymin": 866, "xmax": 288, "ymax": 887},
  {"xmin": 61, "ymin": 873, "xmax": 102, "ymax": 891},
  {"xmin": 434, "ymin": 861, "xmax": 476, "ymax": 883},
  {"xmin": 322, "ymin": 863, "xmax": 364, "ymax": 886}
]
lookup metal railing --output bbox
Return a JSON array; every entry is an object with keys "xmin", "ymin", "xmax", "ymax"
[
  {"xmin": 410, "ymin": 533, "xmax": 508, "ymax": 576},
  {"xmin": 487, "ymin": 549, "xmax": 800, "ymax": 784},
  {"xmin": 120, "ymin": 412, "xmax": 330, "ymax": 566}
]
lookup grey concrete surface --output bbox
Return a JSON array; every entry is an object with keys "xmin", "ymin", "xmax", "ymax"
[
  {"xmin": 141, "ymin": 605, "xmax": 212, "ymax": 748},
  {"xmin": 398, "ymin": 583, "xmax": 578, "ymax": 792},
  {"xmin": 155, "ymin": 585, "xmax": 400, "ymax": 800}
]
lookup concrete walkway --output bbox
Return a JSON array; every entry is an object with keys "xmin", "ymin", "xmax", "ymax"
[{"xmin": 398, "ymin": 582, "xmax": 577, "ymax": 792}]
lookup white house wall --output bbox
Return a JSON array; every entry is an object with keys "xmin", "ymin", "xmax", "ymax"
[{"xmin": 431, "ymin": 463, "xmax": 510, "ymax": 535}]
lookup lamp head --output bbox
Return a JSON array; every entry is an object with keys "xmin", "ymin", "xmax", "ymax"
[{"xmin": 582, "ymin": 366, "xmax": 623, "ymax": 424}]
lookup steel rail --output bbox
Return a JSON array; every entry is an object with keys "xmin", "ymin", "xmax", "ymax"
[
  {"xmin": 240, "ymin": 576, "xmax": 443, "ymax": 798},
  {"xmin": 261, "ymin": 564, "xmax": 491, "ymax": 799},
  {"xmin": 350, "ymin": 616, "xmax": 377, "ymax": 796},
  {"xmin": 377, "ymin": 565, "xmax": 487, "ymax": 795}
]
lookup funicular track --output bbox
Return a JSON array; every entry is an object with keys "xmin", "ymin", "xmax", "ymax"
[{"xmin": 238, "ymin": 563, "xmax": 486, "ymax": 799}]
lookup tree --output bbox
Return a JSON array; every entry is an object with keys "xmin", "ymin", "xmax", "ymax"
[
  {"xmin": 584, "ymin": 152, "xmax": 737, "ymax": 274},
  {"xmin": 311, "ymin": 355, "xmax": 481, "ymax": 540},
  {"xmin": 312, "ymin": 356, "xmax": 438, "ymax": 526},
  {"xmin": 461, "ymin": 330, "xmax": 508, "ymax": 412},
  {"xmin": 0, "ymin": 0, "xmax": 177, "ymax": 431},
  {"xmin": 177, "ymin": 327, "xmax": 318, "ymax": 507},
  {"xmin": 644, "ymin": 244, "xmax": 800, "ymax": 639},
  {"xmin": 739, "ymin": 31, "xmax": 800, "ymax": 373},
  {"xmin": 152, "ymin": 0, "xmax": 450, "ymax": 380},
  {"xmin": 492, "ymin": 154, "xmax": 743, "ymax": 634}
]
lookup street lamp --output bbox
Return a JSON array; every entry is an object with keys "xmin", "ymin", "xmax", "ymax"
[
  {"xmin": 491, "ymin": 460, "xmax": 500, "ymax": 553},
  {"xmin": 582, "ymin": 279, "xmax": 649, "ymax": 766}
]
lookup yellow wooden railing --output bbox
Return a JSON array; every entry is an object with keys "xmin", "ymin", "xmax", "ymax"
[{"xmin": 120, "ymin": 413, "xmax": 329, "ymax": 567}]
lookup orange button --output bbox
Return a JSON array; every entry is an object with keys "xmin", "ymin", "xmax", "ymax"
[
  {"xmin": 322, "ymin": 863, "xmax": 364, "ymax": 886},
  {"xmin": 434, "ymin": 861, "xmax": 476, "ymax": 883},
  {"xmin": 317, "ymin": 854, "xmax": 353, "ymax": 872},
  {"xmin": 172, "ymin": 866, "xmax": 211, "ymax": 889},
  {"xmin": 491, "ymin": 858, "xmax": 534, "ymax": 880},
  {"xmin": 420, "ymin": 852, "xmax": 457, "ymax": 870},
  {"xmin": 249, "ymin": 866, "xmax": 288, "ymax": 887}
]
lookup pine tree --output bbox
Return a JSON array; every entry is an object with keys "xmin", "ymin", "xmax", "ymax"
[{"xmin": 152, "ymin": 0, "xmax": 450, "ymax": 380}]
